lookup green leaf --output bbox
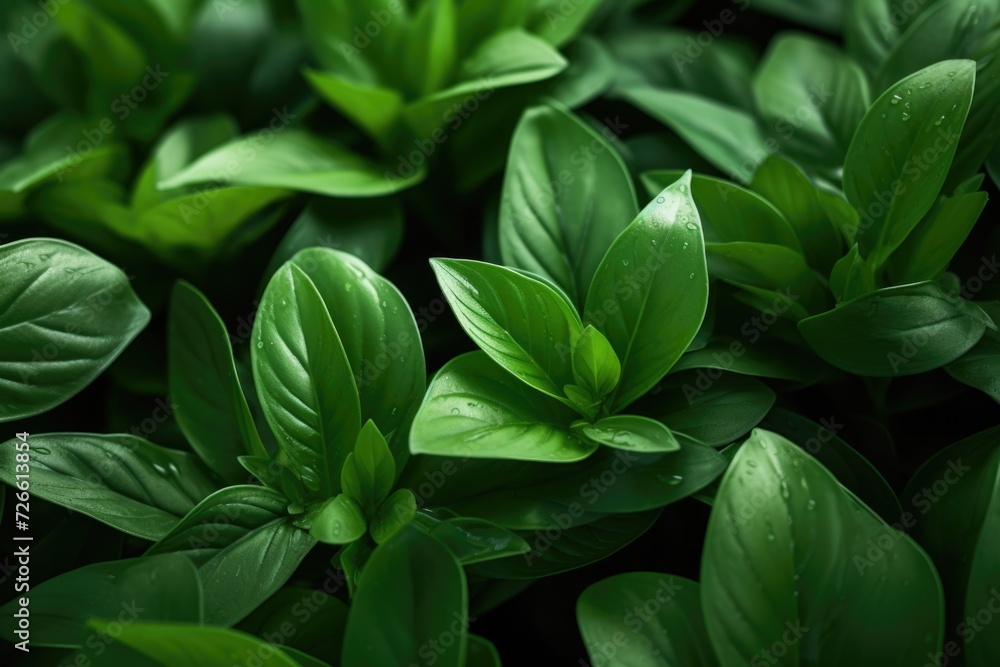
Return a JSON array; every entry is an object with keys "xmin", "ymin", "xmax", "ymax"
[
  {"xmin": 571, "ymin": 325, "xmax": 621, "ymax": 401},
  {"xmin": 410, "ymin": 352, "xmax": 596, "ymax": 463},
  {"xmin": 470, "ymin": 509, "xmax": 661, "ymax": 579},
  {"xmin": 750, "ymin": 154, "xmax": 846, "ymax": 274},
  {"xmin": 605, "ymin": 28, "xmax": 755, "ymax": 108},
  {"xmin": 146, "ymin": 485, "xmax": 316, "ymax": 626},
  {"xmin": 673, "ymin": 338, "xmax": 825, "ymax": 382},
  {"xmin": 253, "ymin": 262, "xmax": 362, "ymax": 497},
  {"xmin": 642, "ymin": 170, "xmax": 803, "ymax": 252},
  {"xmin": 634, "ymin": 371, "xmax": 775, "ymax": 447},
  {"xmin": 876, "ymin": 0, "xmax": 1000, "ymax": 188},
  {"xmin": 0, "ymin": 433, "xmax": 215, "ymax": 540},
  {"xmin": 265, "ymin": 196, "xmax": 404, "ymax": 277},
  {"xmin": 886, "ymin": 188, "xmax": 987, "ymax": 284},
  {"xmin": 585, "ymin": 171, "xmax": 709, "ymax": 412},
  {"xmin": 753, "ymin": 33, "xmax": 870, "ymax": 170},
  {"xmin": 288, "ymin": 248, "xmax": 425, "ymax": 460},
  {"xmin": 419, "ymin": 514, "xmax": 530, "ymax": 564},
  {"xmin": 578, "ymin": 574, "xmax": 718, "ymax": 667},
  {"xmin": 761, "ymin": 408, "xmax": 902, "ymax": 523},
  {"xmin": 466, "ymin": 635, "xmax": 503, "ymax": 667},
  {"xmin": 798, "ymin": 282, "xmax": 993, "ymax": 376},
  {"xmin": 304, "ymin": 69, "xmax": 404, "ymax": 148},
  {"xmin": 401, "ymin": 29, "xmax": 567, "ymax": 136},
  {"xmin": 0, "ymin": 554, "xmax": 201, "ymax": 648},
  {"xmin": 947, "ymin": 302, "xmax": 1000, "ymax": 403},
  {"xmin": 843, "ymin": 60, "xmax": 976, "ymax": 268},
  {"xmin": 845, "ymin": 0, "xmax": 934, "ymax": 74},
  {"xmin": 371, "ymin": 488, "xmax": 418, "ymax": 544},
  {"xmin": 0, "ymin": 114, "xmax": 126, "ymax": 195},
  {"xmin": 93, "ymin": 622, "xmax": 302, "ymax": 667},
  {"xmin": 0, "ymin": 239, "xmax": 150, "ymax": 421},
  {"xmin": 342, "ymin": 526, "xmax": 468, "ymax": 667},
  {"xmin": 620, "ymin": 88, "xmax": 768, "ymax": 183},
  {"xmin": 237, "ymin": 586, "xmax": 348, "ymax": 665},
  {"xmin": 499, "ymin": 103, "xmax": 638, "ymax": 310},
  {"xmin": 903, "ymin": 427, "xmax": 1000, "ymax": 666},
  {"xmin": 159, "ymin": 129, "xmax": 425, "ymax": 197},
  {"xmin": 441, "ymin": 443, "xmax": 726, "ymax": 529},
  {"xmin": 573, "ymin": 414, "xmax": 680, "ymax": 453},
  {"xmin": 829, "ymin": 243, "xmax": 875, "ymax": 303},
  {"xmin": 342, "ymin": 420, "xmax": 396, "ymax": 511},
  {"xmin": 702, "ymin": 429, "xmax": 944, "ymax": 665},
  {"xmin": 404, "ymin": 0, "xmax": 457, "ymax": 96},
  {"xmin": 303, "ymin": 494, "xmax": 368, "ymax": 545},
  {"xmin": 528, "ymin": 0, "xmax": 603, "ymax": 47},
  {"xmin": 169, "ymin": 281, "xmax": 265, "ymax": 484},
  {"xmin": 431, "ymin": 258, "xmax": 583, "ymax": 400}
]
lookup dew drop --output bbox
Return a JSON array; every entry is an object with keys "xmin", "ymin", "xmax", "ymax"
[
  {"xmin": 685, "ymin": 222, "xmax": 698, "ymax": 230},
  {"xmin": 890, "ymin": 95, "xmax": 902, "ymax": 105},
  {"xmin": 656, "ymin": 196, "xmax": 665, "ymax": 204},
  {"xmin": 934, "ymin": 115, "xmax": 945, "ymax": 126},
  {"xmin": 901, "ymin": 112, "xmax": 911, "ymax": 121},
  {"xmin": 450, "ymin": 407, "xmax": 460, "ymax": 415},
  {"xmin": 806, "ymin": 499, "xmax": 817, "ymax": 511},
  {"xmin": 747, "ymin": 460, "xmax": 758, "ymax": 468},
  {"xmin": 678, "ymin": 184, "xmax": 688, "ymax": 193},
  {"xmin": 256, "ymin": 341, "xmax": 264, "ymax": 349},
  {"xmin": 344, "ymin": 283, "xmax": 352, "ymax": 292},
  {"xmin": 650, "ymin": 239, "xmax": 657, "ymax": 246},
  {"xmin": 881, "ymin": 113, "xmax": 887, "ymax": 119}
]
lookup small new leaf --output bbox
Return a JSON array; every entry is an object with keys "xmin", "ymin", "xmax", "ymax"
[
  {"xmin": 341, "ymin": 419, "xmax": 396, "ymax": 513},
  {"xmin": 571, "ymin": 325, "xmax": 622, "ymax": 402}
]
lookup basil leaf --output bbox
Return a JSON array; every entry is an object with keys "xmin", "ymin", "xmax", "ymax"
[
  {"xmin": 342, "ymin": 419, "xmax": 396, "ymax": 512},
  {"xmin": 642, "ymin": 170, "xmax": 803, "ymax": 253},
  {"xmin": 304, "ymin": 494, "xmax": 368, "ymax": 545},
  {"xmin": 159, "ymin": 129, "xmax": 425, "ymax": 197},
  {"xmin": 146, "ymin": 485, "xmax": 316, "ymax": 626},
  {"xmin": 0, "ymin": 238, "xmax": 150, "ymax": 421},
  {"xmin": 169, "ymin": 280, "xmax": 265, "ymax": 484},
  {"xmin": 586, "ymin": 171, "xmax": 709, "ymax": 412},
  {"xmin": 947, "ymin": 302, "xmax": 1000, "ymax": 403},
  {"xmin": 886, "ymin": 188, "xmax": 987, "ymax": 284},
  {"xmin": 706, "ymin": 242, "xmax": 827, "ymax": 318},
  {"xmin": 574, "ymin": 414, "xmax": 680, "ymax": 453},
  {"xmin": 342, "ymin": 526, "xmax": 468, "ymax": 667},
  {"xmin": 829, "ymin": 243, "xmax": 875, "ymax": 304},
  {"xmin": 578, "ymin": 574, "xmax": 718, "ymax": 667},
  {"xmin": 371, "ymin": 488, "xmax": 417, "ymax": 544},
  {"xmin": 571, "ymin": 324, "xmax": 621, "ymax": 401},
  {"xmin": 750, "ymin": 155, "xmax": 845, "ymax": 274},
  {"xmin": 410, "ymin": 352, "xmax": 596, "ymax": 463},
  {"xmin": 843, "ymin": 60, "xmax": 976, "ymax": 268},
  {"xmin": 431, "ymin": 258, "xmax": 584, "ymax": 400},
  {"xmin": 903, "ymin": 426, "xmax": 1000, "ymax": 665},
  {"xmin": 703, "ymin": 429, "xmax": 944, "ymax": 665},
  {"xmin": 634, "ymin": 371, "xmax": 775, "ymax": 447},
  {"xmin": 798, "ymin": 282, "xmax": 993, "ymax": 376},
  {"xmin": 253, "ymin": 262, "xmax": 361, "ymax": 497},
  {"xmin": 753, "ymin": 34, "xmax": 870, "ymax": 170},
  {"xmin": 499, "ymin": 102, "xmax": 638, "ymax": 309},
  {"xmin": 0, "ymin": 554, "xmax": 201, "ymax": 648},
  {"xmin": 876, "ymin": 0, "xmax": 1000, "ymax": 188},
  {"xmin": 444, "ymin": 444, "xmax": 725, "ymax": 529},
  {"xmin": 0, "ymin": 433, "xmax": 215, "ymax": 540},
  {"xmin": 620, "ymin": 87, "xmax": 768, "ymax": 182},
  {"xmin": 420, "ymin": 515, "xmax": 530, "ymax": 565},
  {"xmin": 289, "ymin": 247, "xmax": 425, "ymax": 460}
]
